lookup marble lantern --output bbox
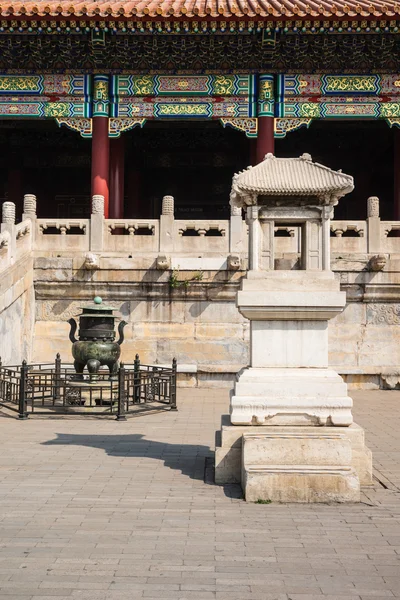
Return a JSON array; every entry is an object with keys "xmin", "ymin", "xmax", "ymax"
[{"xmin": 215, "ymin": 153, "xmax": 372, "ymax": 503}]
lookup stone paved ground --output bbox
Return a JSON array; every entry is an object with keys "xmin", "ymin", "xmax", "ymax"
[{"xmin": 0, "ymin": 389, "xmax": 399, "ymax": 600}]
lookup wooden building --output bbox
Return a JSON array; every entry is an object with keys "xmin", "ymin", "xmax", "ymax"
[{"xmin": 0, "ymin": 0, "xmax": 400, "ymax": 220}]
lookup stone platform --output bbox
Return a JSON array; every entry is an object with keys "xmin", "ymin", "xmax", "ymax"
[
  {"xmin": 0, "ymin": 389, "xmax": 398, "ymax": 600},
  {"xmin": 215, "ymin": 415, "xmax": 372, "ymax": 489}
]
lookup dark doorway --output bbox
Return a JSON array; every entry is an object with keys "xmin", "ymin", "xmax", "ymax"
[
  {"xmin": 125, "ymin": 121, "xmax": 251, "ymax": 219},
  {"xmin": 276, "ymin": 120, "xmax": 394, "ymax": 220},
  {"xmin": 0, "ymin": 120, "xmax": 91, "ymax": 220}
]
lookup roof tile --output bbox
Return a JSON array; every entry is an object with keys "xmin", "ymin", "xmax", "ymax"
[{"xmin": 1, "ymin": 0, "xmax": 398, "ymax": 17}]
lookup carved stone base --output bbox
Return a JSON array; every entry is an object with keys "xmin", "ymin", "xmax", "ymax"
[
  {"xmin": 242, "ymin": 431, "xmax": 360, "ymax": 503},
  {"xmin": 215, "ymin": 417, "xmax": 372, "ymax": 489},
  {"xmin": 230, "ymin": 367, "xmax": 354, "ymax": 427}
]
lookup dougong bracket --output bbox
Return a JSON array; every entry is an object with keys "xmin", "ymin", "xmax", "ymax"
[
  {"xmin": 56, "ymin": 117, "xmax": 93, "ymax": 138},
  {"xmin": 108, "ymin": 118, "xmax": 147, "ymax": 138},
  {"xmin": 220, "ymin": 118, "xmax": 258, "ymax": 138},
  {"xmin": 274, "ymin": 118, "xmax": 313, "ymax": 138}
]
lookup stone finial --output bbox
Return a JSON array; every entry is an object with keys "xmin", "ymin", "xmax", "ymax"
[
  {"xmin": 367, "ymin": 196, "xmax": 379, "ymax": 218},
  {"xmin": 2, "ymin": 202, "xmax": 15, "ymax": 224},
  {"xmin": 23, "ymin": 194, "xmax": 37, "ymax": 215},
  {"xmin": 162, "ymin": 195, "xmax": 174, "ymax": 216},
  {"xmin": 92, "ymin": 195, "xmax": 105, "ymax": 215}
]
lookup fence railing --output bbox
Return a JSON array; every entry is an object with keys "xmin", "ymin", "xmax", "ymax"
[{"xmin": 0, "ymin": 354, "xmax": 177, "ymax": 419}]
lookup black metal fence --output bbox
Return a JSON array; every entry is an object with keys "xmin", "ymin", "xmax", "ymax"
[{"xmin": 0, "ymin": 354, "xmax": 177, "ymax": 419}]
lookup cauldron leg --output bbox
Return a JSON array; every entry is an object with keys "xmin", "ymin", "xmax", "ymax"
[
  {"xmin": 73, "ymin": 360, "xmax": 85, "ymax": 381},
  {"xmin": 87, "ymin": 359, "xmax": 101, "ymax": 383},
  {"xmin": 109, "ymin": 361, "xmax": 119, "ymax": 381}
]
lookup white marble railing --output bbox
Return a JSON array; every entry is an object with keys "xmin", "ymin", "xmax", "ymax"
[
  {"xmin": 0, "ymin": 231, "xmax": 11, "ymax": 274},
  {"xmin": 104, "ymin": 219, "xmax": 160, "ymax": 253},
  {"xmin": 1, "ymin": 194, "xmax": 400, "ymax": 270},
  {"xmin": 36, "ymin": 219, "xmax": 90, "ymax": 252},
  {"xmin": 0, "ymin": 211, "xmax": 32, "ymax": 274}
]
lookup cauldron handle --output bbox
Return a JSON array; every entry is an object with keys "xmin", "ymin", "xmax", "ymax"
[
  {"xmin": 68, "ymin": 318, "xmax": 78, "ymax": 343},
  {"xmin": 117, "ymin": 320, "xmax": 127, "ymax": 346}
]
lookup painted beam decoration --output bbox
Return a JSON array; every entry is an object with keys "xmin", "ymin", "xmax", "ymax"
[
  {"xmin": 110, "ymin": 74, "xmax": 257, "ymax": 121},
  {"xmin": 276, "ymin": 74, "xmax": 400, "ymax": 126},
  {"xmin": 6, "ymin": 72, "xmax": 400, "ymax": 138},
  {"xmin": 0, "ymin": 75, "xmax": 90, "ymax": 118}
]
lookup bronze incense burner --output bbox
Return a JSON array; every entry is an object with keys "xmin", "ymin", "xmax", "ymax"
[{"xmin": 68, "ymin": 296, "xmax": 127, "ymax": 382}]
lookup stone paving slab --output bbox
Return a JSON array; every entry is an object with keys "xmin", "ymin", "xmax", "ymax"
[{"xmin": 0, "ymin": 390, "xmax": 399, "ymax": 599}]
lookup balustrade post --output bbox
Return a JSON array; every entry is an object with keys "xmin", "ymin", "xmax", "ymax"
[
  {"xmin": 229, "ymin": 204, "xmax": 244, "ymax": 254},
  {"xmin": 159, "ymin": 195, "xmax": 174, "ymax": 253},
  {"xmin": 367, "ymin": 196, "xmax": 381, "ymax": 253},
  {"xmin": 116, "ymin": 363, "xmax": 127, "ymax": 421},
  {"xmin": 90, "ymin": 194, "xmax": 104, "ymax": 252},
  {"xmin": 1, "ymin": 201, "xmax": 16, "ymax": 264},
  {"xmin": 22, "ymin": 194, "xmax": 37, "ymax": 247},
  {"xmin": 18, "ymin": 360, "xmax": 28, "ymax": 420}
]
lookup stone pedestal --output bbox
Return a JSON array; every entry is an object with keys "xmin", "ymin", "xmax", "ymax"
[
  {"xmin": 231, "ymin": 367, "xmax": 353, "ymax": 427},
  {"xmin": 217, "ymin": 153, "xmax": 372, "ymax": 503},
  {"xmin": 231, "ymin": 271, "xmax": 354, "ymax": 429}
]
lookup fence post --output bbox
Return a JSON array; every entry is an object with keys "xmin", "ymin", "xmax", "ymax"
[
  {"xmin": 18, "ymin": 360, "xmax": 28, "ymax": 420},
  {"xmin": 53, "ymin": 353, "xmax": 61, "ymax": 401},
  {"xmin": 134, "ymin": 354, "xmax": 140, "ymax": 404},
  {"xmin": 116, "ymin": 363, "xmax": 127, "ymax": 421},
  {"xmin": 170, "ymin": 358, "xmax": 177, "ymax": 411}
]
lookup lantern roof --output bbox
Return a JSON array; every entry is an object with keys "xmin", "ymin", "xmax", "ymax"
[{"xmin": 231, "ymin": 153, "xmax": 354, "ymax": 206}]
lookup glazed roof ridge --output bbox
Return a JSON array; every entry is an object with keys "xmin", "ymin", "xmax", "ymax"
[
  {"xmin": 1, "ymin": 0, "xmax": 399, "ymax": 18},
  {"xmin": 232, "ymin": 153, "xmax": 354, "ymax": 197}
]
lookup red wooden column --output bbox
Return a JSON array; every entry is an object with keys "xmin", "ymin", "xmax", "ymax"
[
  {"xmin": 91, "ymin": 74, "xmax": 110, "ymax": 217},
  {"xmin": 256, "ymin": 116, "xmax": 275, "ymax": 163},
  {"xmin": 256, "ymin": 74, "xmax": 275, "ymax": 164},
  {"xmin": 91, "ymin": 117, "xmax": 110, "ymax": 217},
  {"xmin": 109, "ymin": 136, "xmax": 125, "ymax": 219},
  {"xmin": 394, "ymin": 127, "xmax": 400, "ymax": 220}
]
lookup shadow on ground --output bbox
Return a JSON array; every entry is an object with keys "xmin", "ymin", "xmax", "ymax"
[{"xmin": 42, "ymin": 433, "xmax": 243, "ymax": 499}]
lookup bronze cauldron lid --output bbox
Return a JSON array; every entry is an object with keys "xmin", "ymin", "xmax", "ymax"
[{"xmin": 77, "ymin": 296, "xmax": 116, "ymax": 318}]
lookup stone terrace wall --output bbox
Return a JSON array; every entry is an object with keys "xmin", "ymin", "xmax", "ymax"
[
  {"xmin": 4, "ymin": 194, "xmax": 400, "ymax": 388},
  {"xmin": 0, "ymin": 203, "xmax": 35, "ymax": 365},
  {"xmin": 32, "ymin": 254, "xmax": 400, "ymax": 389},
  {"xmin": 0, "ymin": 255, "xmax": 35, "ymax": 365},
  {"xmin": 32, "ymin": 257, "xmax": 247, "ymax": 386}
]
